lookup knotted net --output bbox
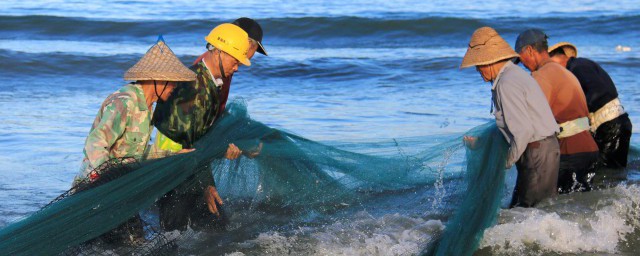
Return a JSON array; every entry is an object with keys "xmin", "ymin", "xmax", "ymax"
[{"xmin": 0, "ymin": 100, "xmax": 508, "ymax": 256}]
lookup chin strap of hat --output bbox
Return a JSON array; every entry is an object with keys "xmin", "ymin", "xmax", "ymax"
[
  {"xmin": 207, "ymin": 44, "xmax": 228, "ymax": 81},
  {"xmin": 217, "ymin": 49, "xmax": 227, "ymax": 81},
  {"xmin": 154, "ymin": 80, "xmax": 169, "ymax": 103}
]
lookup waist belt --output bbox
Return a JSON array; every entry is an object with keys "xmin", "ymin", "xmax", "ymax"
[
  {"xmin": 557, "ymin": 117, "xmax": 590, "ymax": 139},
  {"xmin": 589, "ymin": 98, "xmax": 625, "ymax": 132}
]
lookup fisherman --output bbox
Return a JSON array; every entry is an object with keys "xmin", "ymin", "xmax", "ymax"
[
  {"xmin": 461, "ymin": 27, "xmax": 560, "ymax": 207},
  {"xmin": 548, "ymin": 42, "xmax": 632, "ymax": 172},
  {"xmin": 151, "ymin": 22, "xmax": 260, "ymax": 231},
  {"xmin": 515, "ymin": 29, "xmax": 600, "ymax": 193},
  {"xmin": 154, "ymin": 17, "xmax": 267, "ymax": 156},
  {"xmin": 72, "ymin": 38, "xmax": 196, "ymax": 186},
  {"xmin": 70, "ymin": 38, "xmax": 196, "ymax": 244}
]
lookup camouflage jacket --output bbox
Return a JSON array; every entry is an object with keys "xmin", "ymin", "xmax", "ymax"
[
  {"xmin": 153, "ymin": 60, "xmax": 231, "ymax": 148},
  {"xmin": 74, "ymin": 83, "xmax": 153, "ymax": 184}
]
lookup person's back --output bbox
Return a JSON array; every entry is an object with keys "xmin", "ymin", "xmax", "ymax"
[
  {"xmin": 74, "ymin": 40, "xmax": 195, "ymax": 186},
  {"xmin": 568, "ymin": 57, "xmax": 631, "ymax": 169},
  {"xmin": 548, "ymin": 42, "xmax": 632, "ymax": 171},
  {"xmin": 532, "ymin": 60, "xmax": 598, "ymax": 155},
  {"xmin": 493, "ymin": 62, "xmax": 558, "ymax": 146},
  {"xmin": 567, "ymin": 57, "xmax": 619, "ymax": 113},
  {"xmin": 532, "ymin": 61, "xmax": 599, "ymax": 193},
  {"xmin": 76, "ymin": 83, "xmax": 152, "ymax": 185}
]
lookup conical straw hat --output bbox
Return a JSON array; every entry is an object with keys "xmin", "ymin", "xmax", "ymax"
[
  {"xmin": 124, "ymin": 39, "xmax": 196, "ymax": 81},
  {"xmin": 460, "ymin": 27, "xmax": 519, "ymax": 69},
  {"xmin": 548, "ymin": 42, "xmax": 577, "ymax": 58}
]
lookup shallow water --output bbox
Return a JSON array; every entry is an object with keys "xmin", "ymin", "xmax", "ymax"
[{"xmin": 0, "ymin": 1, "xmax": 639, "ymax": 255}]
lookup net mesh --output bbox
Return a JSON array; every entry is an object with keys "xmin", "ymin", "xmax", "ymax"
[{"xmin": 0, "ymin": 100, "xmax": 509, "ymax": 256}]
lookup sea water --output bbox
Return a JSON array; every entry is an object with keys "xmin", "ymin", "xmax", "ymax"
[{"xmin": 0, "ymin": 0, "xmax": 639, "ymax": 255}]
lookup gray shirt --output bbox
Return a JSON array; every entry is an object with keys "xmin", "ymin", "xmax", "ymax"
[{"xmin": 492, "ymin": 61, "xmax": 559, "ymax": 167}]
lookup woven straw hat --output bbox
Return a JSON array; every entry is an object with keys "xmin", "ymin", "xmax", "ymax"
[
  {"xmin": 124, "ymin": 39, "xmax": 196, "ymax": 81},
  {"xmin": 548, "ymin": 42, "xmax": 578, "ymax": 58},
  {"xmin": 460, "ymin": 27, "xmax": 519, "ymax": 69}
]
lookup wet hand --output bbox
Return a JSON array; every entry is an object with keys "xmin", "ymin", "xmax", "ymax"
[
  {"xmin": 177, "ymin": 148, "xmax": 195, "ymax": 154},
  {"xmin": 204, "ymin": 185, "xmax": 223, "ymax": 217},
  {"xmin": 463, "ymin": 136, "xmax": 478, "ymax": 149},
  {"xmin": 244, "ymin": 142, "xmax": 263, "ymax": 159},
  {"xmin": 225, "ymin": 143, "xmax": 242, "ymax": 160}
]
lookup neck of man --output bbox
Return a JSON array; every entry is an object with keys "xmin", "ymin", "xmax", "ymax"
[
  {"xmin": 139, "ymin": 81, "xmax": 160, "ymax": 109},
  {"xmin": 533, "ymin": 51, "xmax": 551, "ymax": 71},
  {"xmin": 489, "ymin": 60, "xmax": 509, "ymax": 81},
  {"xmin": 550, "ymin": 54, "xmax": 570, "ymax": 68},
  {"xmin": 203, "ymin": 50, "xmax": 223, "ymax": 79}
]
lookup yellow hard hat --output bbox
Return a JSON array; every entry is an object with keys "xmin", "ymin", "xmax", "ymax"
[{"xmin": 205, "ymin": 23, "xmax": 251, "ymax": 66}]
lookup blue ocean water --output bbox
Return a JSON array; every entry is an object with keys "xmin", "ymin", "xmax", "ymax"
[{"xmin": 1, "ymin": 0, "xmax": 639, "ymax": 255}]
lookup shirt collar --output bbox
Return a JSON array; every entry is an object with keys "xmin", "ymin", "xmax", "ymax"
[
  {"xmin": 201, "ymin": 58, "xmax": 223, "ymax": 88},
  {"xmin": 492, "ymin": 61, "xmax": 512, "ymax": 90}
]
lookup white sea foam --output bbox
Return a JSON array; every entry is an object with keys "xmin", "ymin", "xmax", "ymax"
[
  {"xmin": 3, "ymin": 39, "xmax": 637, "ymax": 64},
  {"xmin": 228, "ymin": 211, "xmax": 444, "ymax": 255},
  {"xmin": 479, "ymin": 185, "xmax": 640, "ymax": 255}
]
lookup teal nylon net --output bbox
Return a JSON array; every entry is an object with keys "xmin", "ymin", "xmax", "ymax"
[
  {"xmin": 426, "ymin": 123, "xmax": 508, "ymax": 256},
  {"xmin": 0, "ymin": 100, "xmax": 509, "ymax": 255}
]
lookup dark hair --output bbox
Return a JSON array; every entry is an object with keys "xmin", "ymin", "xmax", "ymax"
[
  {"xmin": 549, "ymin": 47, "xmax": 565, "ymax": 57},
  {"xmin": 531, "ymin": 40, "xmax": 548, "ymax": 53}
]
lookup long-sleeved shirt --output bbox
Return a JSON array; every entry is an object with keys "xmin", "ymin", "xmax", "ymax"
[
  {"xmin": 192, "ymin": 52, "xmax": 234, "ymax": 116},
  {"xmin": 150, "ymin": 58, "xmax": 227, "ymax": 194},
  {"xmin": 152, "ymin": 54, "xmax": 236, "ymax": 153},
  {"xmin": 492, "ymin": 61, "xmax": 559, "ymax": 167},
  {"xmin": 75, "ymin": 83, "xmax": 153, "ymax": 185},
  {"xmin": 531, "ymin": 60, "xmax": 599, "ymax": 155},
  {"xmin": 566, "ymin": 57, "xmax": 619, "ymax": 113},
  {"xmin": 153, "ymin": 60, "xmax": 232, "ymax": 148}
]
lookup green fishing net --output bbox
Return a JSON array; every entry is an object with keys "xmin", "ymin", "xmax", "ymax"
[{"xmin": 0, "ymin": 100, "xmax": 509, "ymax": 256}]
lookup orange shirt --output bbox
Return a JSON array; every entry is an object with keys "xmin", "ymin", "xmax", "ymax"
[{"xmin": 532, "ymin": 60, "xmax": 599, "ymax": 155}]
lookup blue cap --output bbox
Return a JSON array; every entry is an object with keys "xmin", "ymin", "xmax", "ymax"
[{"xmin": 514, "ymin": 29, "xmax": 548, "ymax": 53}]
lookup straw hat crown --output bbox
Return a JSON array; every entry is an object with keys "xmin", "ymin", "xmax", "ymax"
[
  {"xmin": 548, "ymin": 42, "xmax": 578, "ymax": 58},
  {"xmin": 124, "ymin": 39, "xmax": 196, "ymax": 81},
  {"xmin": 460, "ymin": 27, "xmax": 519, "ymax": 68}
]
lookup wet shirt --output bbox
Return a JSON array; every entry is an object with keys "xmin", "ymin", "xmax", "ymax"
[
  {"xmin": 492, "ymin": 61, "xmax": 559, "ymax": 168},
  {"xmin": 76, "ymin": 83, "xmax": 153, "ymax": 183},
  {"xmin": 566, "ymin": 57, "xmax": 619, "ymax": 113},
  {"xmin": 531, "ymin": 60, "xmax": 599, "ymax": 155},
  {"xmin": 153, "ymin": 60, "xmax": 232, "ymax": 148}
]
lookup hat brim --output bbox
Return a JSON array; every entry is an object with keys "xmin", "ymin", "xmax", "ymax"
[
  {"xmin": 548, "ymin": 42, "xmax": 577, "ymax": 58},
  {"xmin": 256, "ymin": 41, "xmax": 267, "ymax": 56},
  {"xmin": 124, "ymin": 41, "xmax": 196, "ymax": 82},
  {"xmin": 460, "ymin": 51, "xmax": 520, "ymax": 68}
]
